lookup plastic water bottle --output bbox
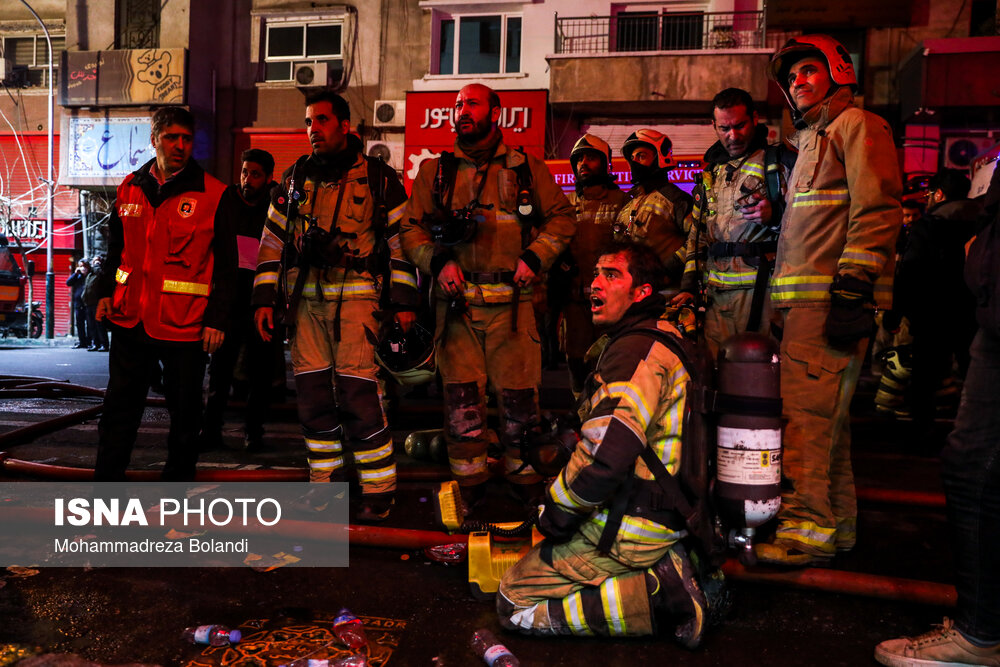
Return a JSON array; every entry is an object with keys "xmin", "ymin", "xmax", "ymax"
[
  {"xmin": 470, "ymin": 628, "xmax": 520, "ymax": 666},
  {"xmin": 181, "ymin": 624, "xmax": 242, "ymax": 646},
  {"xmin": 283, "ymin": 656, "xmax": 368, "ymax": 667},
  {"xmin": 332, "ymin": 608, "xmax": 368, "ymax": 651}
]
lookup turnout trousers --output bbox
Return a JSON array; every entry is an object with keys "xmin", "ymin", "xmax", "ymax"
[
  {"xmin": 290, "ymin": 295, "xmax": 396, "ymax": 496},
  {"xmin": 774, "ymin": 306, "xmax": 866, "ymax": 555},
  {"xmin": 497, "ymin": 523, "xmax": 682, "ymax": 636},
  {"xmin": 435, "ymin": 298, "xmax": 542, "ymax": 487}
]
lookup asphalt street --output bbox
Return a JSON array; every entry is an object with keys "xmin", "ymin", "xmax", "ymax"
[{"xmin": 0, "ymin": 339, "xmax": 961, "ymax": 666}]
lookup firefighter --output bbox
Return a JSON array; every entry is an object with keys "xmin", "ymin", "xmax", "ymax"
[
  {"xmin": 673, "ymin": 88, "xmax": 789, "ymax": 357},
  {"xmin": 498, "ymin": 241, "xmax": 713, "ymax": 646},
  {"xmin": 253, "ymin": 90, "xmax": 418, "ymax": 523},
  {"xmin": 758, "ymin": 35, "xmax": 902, "ymax": 566},
  {"xmin": 615, "ymin": 129, "xmax": 693, "ymax": 284},
  {"xmin": 559, "ymin": 133, "xmax": 628, "ymax": 396},
  {"xmin": 400, "ymin": 83, "xmax": 576, "ymax": 515}
]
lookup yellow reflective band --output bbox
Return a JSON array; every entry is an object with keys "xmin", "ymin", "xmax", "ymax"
[
  {"xmin": 115, "ymin": 268, "xmax": 130, "ymax": 284},
  {"xmin": 535, "ymin": 232, "xmax": 562, "ymax": 253},
  {"xmin": 505, "ymin": 457, "xmax": 537, "ymax": 477},
  {"xmin": 353, "ymin": 442, "xmax": 393, "ymax": 464},
  {"xmin": 791, "ymin": 189, "xmax": 850, "ymax": 207},
  {"xmin": 706, "ymin": 269, "xmax": 758, "ymax": 287},
  {"xmin": 605, "ymin": 381, "xmax": 652, "ymax": 430},
  {"xmin": 303, "ymin": 281, "xmax": 378, "ymax": 298},
  {"xmin": 307, "ymin": 456, "xmax": 344, "ymax": 470},
  {"xmin": 550, "ymin": 473, "xmax": 595, "ymax": 511},
  {"xmin": 776, "ymin": 521, "xmax": 837, "ymax": 552},
  {"xmin": 305, "ymin": 438, "xmax": 343, "ymax": 453},
  {"xmin": 358, "ymin": 463, "xmax": 396, "ymax": 482},
  {"xmin": 388, "ymin": 203, "xmax": 405, "ymax": 225},
  {"xmin": 563, "ymin": 591, "xmax": 594, "ymax": 636},
  {"xmin": 254, "ymin": 271, "xmax": 279, "ymax": 288},
  {"xmin": 449, "ymin": 454, "xmax": 488, "ymax": 477},
  {"xmin": 391, "ymin": 270, "xmax": 418, "ymax": 290},
  {"xmin": 600, "ymin": 577, "xmax": 627, "ymax": 636},
  {"xmin": 740, "ymin": 162, "xmax": 764, "ymax": 178},
  {"xmin": 162, "ymin": 279, "xmax": 210, "ymax": 296}
]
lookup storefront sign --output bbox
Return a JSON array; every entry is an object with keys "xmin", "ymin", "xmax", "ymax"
[
  {"xmin": 1, "ymin": 219, "xmax": 77, "ymax": 251},
  {"xmin": 60, "ymin": 49, "xmax": 187, "ymax": 107},
  {"xmin": 61, "ymin": 115, "xmax": 154, "ymax": 187},
  {"xmin": 403, "ymin": 90, "xmax": 548, "ymax": 188}
]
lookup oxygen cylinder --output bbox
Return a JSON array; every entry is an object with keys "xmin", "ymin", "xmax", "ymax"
[{"xmin": 714, "ymin": 333, "xmax": 782, "ymax": 565}]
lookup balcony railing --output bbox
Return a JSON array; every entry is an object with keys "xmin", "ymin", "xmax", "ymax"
[{"xmin": 554, "ymin": 11, "xmax": 766, "ymax": 55}]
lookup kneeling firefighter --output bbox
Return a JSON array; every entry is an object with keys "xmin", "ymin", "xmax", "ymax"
[{"xmin": 497, "ymin": 241, "xmax": 722, "ymax": 646}]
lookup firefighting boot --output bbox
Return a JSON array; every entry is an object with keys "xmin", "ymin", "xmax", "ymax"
[{"xmin": 647, "ymin": 543, "xmax": 708, "ymax": 649}]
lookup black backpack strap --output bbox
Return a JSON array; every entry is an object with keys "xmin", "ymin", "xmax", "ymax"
[
  {"xmin": 365, "ymin": 155, "xmax": 388, "ymax": 237},
  {"xmin": 433, "ymin": 151, "xmax": 458, "ymax": 212}
]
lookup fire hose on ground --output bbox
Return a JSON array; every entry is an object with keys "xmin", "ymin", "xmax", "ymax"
[{"xmin": 0, "ymin": 375, "xmax": 955, "ymax": 606}]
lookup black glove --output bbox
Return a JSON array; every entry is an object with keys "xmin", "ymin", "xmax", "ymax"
[
  {"xmin": 537, "ymin": 500, "xmax": 583, "ymax": 543},
  {"xmin": 825, "ymin": 274, "xmax": 875, "ymax": 347}
]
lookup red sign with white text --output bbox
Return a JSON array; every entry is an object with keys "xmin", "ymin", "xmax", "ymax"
[
  {"xmin": 403, "ymin": 89, "xmax": 548, "ymax": 188},
  {"xmin": 543, "ymin": 158, "xmax": 706, "ymax": 196}
]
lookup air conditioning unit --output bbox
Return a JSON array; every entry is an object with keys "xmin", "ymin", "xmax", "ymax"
[
  {"xmin": 366, "ymin": 140, "xmax": 404, "ymax": 171},
  {"xmin": 293, "ymin": 62, "xmax": 328, "ymax": 87},
  {"xmin": 943, "ymin": 135, "xmax": 997, "ymax": 170},
  {"xmin": 373, "ymin": 100, "xmax": 405, "ymax": 127}
]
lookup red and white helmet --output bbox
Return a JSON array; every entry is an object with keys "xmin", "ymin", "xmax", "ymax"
[
  {"xmin": 768, "ymin": 34, "xmax": 858, "ymax": 111},
  {"xmin": 622, "ymin": 129, "xmax": 673, "ymax": 169}
]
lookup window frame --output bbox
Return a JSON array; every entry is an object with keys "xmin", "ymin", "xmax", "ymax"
[
  {"xmin": 256, "ymin": 13, "xmax": 346, "ymax": 84},
  {"xmin": 434, "ymin": 11, "xmax": 523, "ymax": 76},
  {"xmin": 1, "ymin": 33, "xmax": 65, "ymax": 89}
]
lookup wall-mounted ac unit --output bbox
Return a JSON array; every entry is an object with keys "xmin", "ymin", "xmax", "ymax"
[
  {"xmin": 943, "ymin": 135, "xmax": 996, "ymax": 170},
  {"xmin": 373, "ymin": 100, "xmax": 406, "ymax": 127},
  {"xmin": 366, "ymin": 140, "xmax": 404, "ymax": 171},
  {"xmin": 293, "ymin": 62, "xmax": 328, "ymax": 87}
]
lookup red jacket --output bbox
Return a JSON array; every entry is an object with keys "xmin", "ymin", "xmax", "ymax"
[{"xmin": 105, "ymin": 159, "xmax": 233, "ymax": 342}]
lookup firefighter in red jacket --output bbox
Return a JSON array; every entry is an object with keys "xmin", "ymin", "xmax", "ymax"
[{"xmin": 94, "ymin": 106, "xmax": 236, "ymax": 481}]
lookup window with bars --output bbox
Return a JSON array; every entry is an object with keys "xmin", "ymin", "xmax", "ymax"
[
  {"xmin": 1, "ymin": 34, "xmax": 65, "ymax": 88},
  {"xmin": 263, "ymin": 20, "xmax": 344, "ymax": 83},
  {"xmin": 116, "ymin": 0, "xmax": 160, "ymax": 49},
  {"xmin": 436, "ymin": 14, "xmax": 522, "ymax": 75}
]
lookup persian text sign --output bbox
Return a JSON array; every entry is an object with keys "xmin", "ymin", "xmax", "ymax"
[
  {"xmin": 403, "ymin": 89, "xmax": 548, "ymax": 187},
  {"xmin": 61, "ymin": 49, "xmax": 187, "ymax": 107},
  {"xmin": 63, "ymin": 116, "xmax": 154, "ymax": 186}
]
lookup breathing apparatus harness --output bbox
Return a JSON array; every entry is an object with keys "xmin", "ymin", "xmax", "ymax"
[
  {"xmin": 425, "ymin": 147, "xmax": 540, "ymax": 337},
  {"xmin": 276, "ymin": 154, "xmax": 391, "ymax": 341},
  {"xmin": 689, "ymin": 136, "xmax": 789, "ymax": 333}
]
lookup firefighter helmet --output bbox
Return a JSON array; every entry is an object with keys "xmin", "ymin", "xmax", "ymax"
[
  {"xmin": 374, "ymin": 322, "xmax": 437, "ymax": 385},
  {"xmin": 622, "ymin": 129, "xmax": 673, "ymax": 169},
  {"xmin": 768, "ymin": 34, "xmax": 858, "ymax": 111},
  {"xmin": 570, "ymin": 134, "xmax": 613, "ymax": 175}
]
